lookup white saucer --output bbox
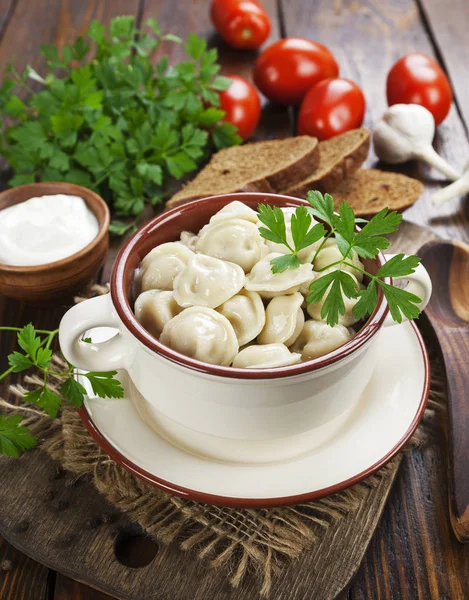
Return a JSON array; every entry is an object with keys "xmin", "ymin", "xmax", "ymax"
[{"xmin": 79, "ymin": 321, "xmax": 429, "ymax": 507}]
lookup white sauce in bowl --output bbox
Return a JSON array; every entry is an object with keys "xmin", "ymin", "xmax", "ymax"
[{"xmin": 0, "ymin": 194, "xmax": 99, "ymax": 266}]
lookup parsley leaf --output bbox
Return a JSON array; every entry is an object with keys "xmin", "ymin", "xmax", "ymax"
[
  {"xmin": 290, "ymin": 206, "xmax": 325, "ymax": 252},
  {"xmin": 353, "ymin": 208, "xmax": 402, "ymax": 258},
  {"xmin": 8, "ymin": 352, "xmax": 34, "ymax": 372},
  {"xmin": 84, "ymin": 371, "xmax": 124, "ymax": 399},
  {"xmin": 376, "ymin": 254, "xmax": 421, "ymax": 278},
  {"xmin": 270, "ymin": 254, "xmax": 301, "ymax": 273},
  {"xmin": 306, "ymin": 191, "xmax": 335, "ymax": 227},
  {"xmin": 17, "ymin": 324, "xmax": 41, "ymax": 361},
  {"xmin": 60, "ymin": 377, "xmax": 87, "ymax": 408},
  {"xmin": 38, "ymin": 387, "xmax": 62, "ymax": 418},
  {"xmin": 378, "ymin": 282, "xmax": 422, "ymax": 323},
  {"xmin": 257, "ymin": 204, "xmax": 289, "ymax": 247},
  {"xmin": 0, "ymin": 415, "xmax": 37, "ymax": 457},
  {"xmin": 353, "ymin": 280, "xmax": 378, "ymax": 320}
]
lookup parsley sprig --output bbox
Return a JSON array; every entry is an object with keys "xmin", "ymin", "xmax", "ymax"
[
  {"xmin": 0, "ymin": 324, "xmax": 124, "ymax": 456},
  {"xmin": 0, "ymin": 16, "xmax": 241, "ymax": 233},
  {"xmin": 258, "ymin": 191, "xmax": 422, "ymax": 327},
  {"xmin": 257, "ymin": 204, "xmax": 326, "ymax": 273}
]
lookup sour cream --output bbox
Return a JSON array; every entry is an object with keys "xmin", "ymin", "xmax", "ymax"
[{"xmin": 0, "ymin": 194, "xmax": 99, "ymax": 266}]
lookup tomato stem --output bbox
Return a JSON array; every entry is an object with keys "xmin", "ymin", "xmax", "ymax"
[{"xmin": 240, "ymin": 28, "xmax": 252, "ymax": 40}]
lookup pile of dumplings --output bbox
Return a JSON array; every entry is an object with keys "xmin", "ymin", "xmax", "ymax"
[{"xmin": 134, "ymin": 201, "xmax": 365, "ymax": 369}]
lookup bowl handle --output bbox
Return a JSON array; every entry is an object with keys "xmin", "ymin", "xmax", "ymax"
[
  {"xmin": 383, "ymin": 253, "xmax": 433, "ymax": 327},
  {"xmin": 59, "ymin": 294, "xmax": 133, "ymax": 371}
]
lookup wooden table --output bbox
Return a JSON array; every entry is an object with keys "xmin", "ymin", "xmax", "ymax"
[{"xmin": 1, "ymin": 0, "xmax": 469, "ymax": 598}]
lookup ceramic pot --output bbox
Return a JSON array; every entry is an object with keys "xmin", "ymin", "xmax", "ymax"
[{"xmin": 59, "ymin": 193, "xmax": 432, "ymax": 444}]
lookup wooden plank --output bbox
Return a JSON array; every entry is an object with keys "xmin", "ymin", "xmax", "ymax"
[
  {"xmin": 0, "ymin": 0, "xmax": 140, "ymax": 78},
  {"xmin": 0, "ymin": 534, "xmax": 49, "ymax": 600},
  {"xmin": 419, "ymin": 0, "xmax": 469, "ymax": 135},
  {"xmin": 279, "ymin": 0, "xmax": 469, "ymax": 598},
  {"xmin": 0, "ymin": 0, "xmax": 15, "ymax": 38},
  {"xmin": 54, "ymin": 573, "xmax": 114, "ymax": 600},
  {"xmin": 280, "ymin": 0, "xmax": 469, "ymax": 243}
]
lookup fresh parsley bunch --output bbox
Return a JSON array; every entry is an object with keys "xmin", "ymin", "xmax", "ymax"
[
  {"xmin": 0, "ymin": 16, "xmax": 241, "ymax": 234},
  {"xmin": 257, "ymin": 191, "xmax": 422, "ymax": 327},
  {"xmin": 0, "ymin": 324, "xmax": 124, "ymax": 456}
]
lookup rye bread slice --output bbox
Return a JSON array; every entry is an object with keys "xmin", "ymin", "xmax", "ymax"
[
  {"xmin": 281, "ymin": 128, "xmax": 370, "ymax": 198},
  {"xmin": 166, "ymin": 136, "xmax": 319, "ymax": 208},
  {"xmin": 328, "ymin": 169, "xmax": 424, "ymax": 216}
]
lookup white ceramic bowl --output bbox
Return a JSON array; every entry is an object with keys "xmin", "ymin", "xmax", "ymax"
[{"xmin": 59, "ymin": 193, "xmax": 432, "ymax": 447}]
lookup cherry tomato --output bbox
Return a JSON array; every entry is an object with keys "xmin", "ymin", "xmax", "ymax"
[
  {"xmin": 219, "ymin": 75, "xmax": 261, "ymax": 139},
  {"xmin": 253, "ymin": 38, "xmax": 339, "ymax": 105},
  {"xmin": 386, "ymin": 53, "xmax": 452, "ymax": 125},
  {"xmin": 210, "ymin": 0, "xmax": 271, "ymax": 50},
  {"xmin": 297, "ymin": 78, "xmax": 366, "ymax": 140}
]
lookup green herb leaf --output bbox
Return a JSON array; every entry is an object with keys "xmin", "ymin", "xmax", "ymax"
[
  {"xmin": 353, "ymin": 208, "xmax": 402, "ymax": 258},
  {"xmin": 17, "ymin": 324, "xmax": 41, "ymax": 361},
  {"xmin": 257, "ymin": 204, "xmax": 289, "ymax": 247},
  {"xmin": 290, "ymin": 206, "xmax": 325, "ymax": 252},
  {"xmin": 306, "ymin": 191, "xmax": 335, "ymax": 227},
  {"xmin": 84, "ymin": 371, "xmax": 124, "ymax": 399},
  {"xmin": 0, "ymin": 415, "xmax": 37, "ymax": 457},
  {"xmin": 378, "ymin": 281, "xmax": 422, "ymax": 324},
  {"xmin": 35, "ymin": 347, "xmax": 53, "ymax": 369},
  {"xmin": 37, "ymin": 387, "xmax": 62, "ymax": 418},
  {"xmin": 353, "ymin": 279, "xmax": 378, "ymax": 320},
  {"xmin": 8, "ymin": 352, "xmax": 34, "ymax": 372},
  {"xmin": 60, "ymin": 377, "xmax": 87, "ymax": 408},
  {"xmin": 376, "ymin": 254, "xmax": 421, "ymax": 278},
  {"xmin": 270, "ymin": 254, "xmax": 301, "ymax": 273}
]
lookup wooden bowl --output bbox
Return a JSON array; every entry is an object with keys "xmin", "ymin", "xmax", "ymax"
[{"xmin": 0, "ymin": 182, "xmax": 110, "ymax": 304}]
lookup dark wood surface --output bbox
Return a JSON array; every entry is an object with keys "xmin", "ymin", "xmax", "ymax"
[
  {"xmin": 419, "ymin": 240, "xmax": 469, "ymax": 542},
  {"xmin": 0, "ymin": 0, "xmax": 469, "ymax": 598}
]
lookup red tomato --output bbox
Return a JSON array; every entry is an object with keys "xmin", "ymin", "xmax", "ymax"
[
  {"xmin": 219, "ymin": 75, "xmax": 261, "ymax": 139},
  {"xmin": 253, "ymin": 38, "xmax": 339, "ymax": 105},
  {"xmin": 386, "ymin": 53, "xmax": 452, "ymax": 125},
  {"xmin": 210, "ymin": 0, "xmax": 271, "ymax": 50},
  {"xmin": 297, "ymin": 78, "xmax": 366, "ymax": 140}
]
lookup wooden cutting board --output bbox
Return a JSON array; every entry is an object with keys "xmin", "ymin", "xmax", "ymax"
[{"xmin": 0, "ymin": 221, "xmax": 439, "ymax": 600}]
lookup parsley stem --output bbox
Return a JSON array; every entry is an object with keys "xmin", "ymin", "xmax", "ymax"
[
  {"xmin": 0, "ymin": 367, "xmax": 14, "ymax": 382},
  {"xmin": 311, "ymin": 229, "xmax": 335, "ymax": 265},
  {"xmin": 45, "ymin": 329, "xmax": 59, "ymax": 350},
  {"xmin": 0, "ymin": 327, "xmax": 57, "ymax": 334}
]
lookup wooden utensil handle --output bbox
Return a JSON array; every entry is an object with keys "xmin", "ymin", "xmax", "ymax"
[{"xmin": 442, "ymin": 345, "xmax": 469, "ymax": 541}]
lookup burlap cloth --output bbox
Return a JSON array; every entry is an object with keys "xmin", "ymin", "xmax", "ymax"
[{"xmin": 0, "ymin": 287, "xmax": 446, "ymax": 597}]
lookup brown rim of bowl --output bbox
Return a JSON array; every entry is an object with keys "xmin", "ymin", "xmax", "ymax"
[
  {"xmin": 78, "ymin": 320, "xmax": 430, "ymax": 508},
  {"xmin": 111, "ymin": 192, "xmax": 390, "ymax": 380},
  {"xmin": 0, "ymin": 182, "xmax": 110, "ymax": 272}
]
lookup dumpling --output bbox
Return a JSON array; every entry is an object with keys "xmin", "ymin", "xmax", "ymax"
[
  {"xmin": 138, "ymin": 242, "xmax": 194, "ymax": 292},
  {"xmin": 210, "ymin": 200, "xmax": 258, "ymax": 224},
  {"xmin": 258, "ymin": 293, "xmax": 304, "ymax": 346},
  {"xmin": 173, "ymin": 254, "xmax": 244, "ymax": 309},
  {"xmin": 217, "ymin": 290, "xmax": 265, "ymax": 346},
  {"xmin": 263, "ymin": 207, "xmax": 324, "ymax": 263},
  {"xmin": 180, "ymin": 230, "xmax": 198, "ymax": 251},
  {"xmin": 313, "ymin": 240, "xmax": 364, "ymax": 282},
  {"xmin": 245, "ymin": 253, "xmax": 314, "ymax": 299},
  {"xmin": 232, "ymin": 343, "xmax": 302, "ymax": 369},
  {"xmin": 160, "ymin": 307, "xmax": 238, "ymax": 366},
  {"xmin": 134, "ymin": 290, "xmax": 183, "ymax": 338},
  {"xmin": 291, "ymin": 320, "xmax": 353, "ymax": 361},
  {"xmin": 196, "ymin": 218, "xmax": 267, "ymax": 273},
  {"xmin": 306, "ymin": 270, "xmax": 360, "ymax": 326}
]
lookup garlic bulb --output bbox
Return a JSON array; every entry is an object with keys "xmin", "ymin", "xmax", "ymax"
[{"xmin": 373, "ymin": 104, "xmax": 459, "ymax": 181}]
